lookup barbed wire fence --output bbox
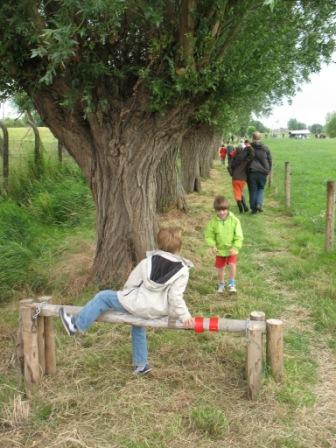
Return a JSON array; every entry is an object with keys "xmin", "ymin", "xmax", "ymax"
[
  {"xmin": 0, "ymin": 122, "xmax": 71, "ymax": 190},
  {"xmin": 268, "ymin": 162, "xmax": 335, "ymax": 251}
]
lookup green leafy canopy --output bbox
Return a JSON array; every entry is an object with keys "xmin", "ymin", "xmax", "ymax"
[{"xmin": 0, "ymin": 0, "xmax": 335, "ymax": 125}]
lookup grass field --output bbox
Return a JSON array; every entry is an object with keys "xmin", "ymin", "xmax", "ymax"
[
  {"xmin": 269, "ymin": 137, "xmax": 336, "ymax": 236},
  {"xmin": 0, "ymin": 127, "xmax": 64, "ymax": 178},
  {"xmin": 0, "ymin": 135, "xmax": 335, "ymax": 447}
]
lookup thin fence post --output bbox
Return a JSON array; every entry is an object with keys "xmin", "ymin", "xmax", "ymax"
[
  {"xmin": 325, "ymin": 180, "xmax": 335, "ymax": 251},
  {"xmin": 268, "ymin": 170, "xmax": 273, "ymax": 188},
  {"xmin": 0, "ymin": 120, "xmax": 9, "ymax": 192},
  {"xmin": 284, "ymin": 162, "xmax": 291, "ymax": 208},
  {"xmin": 266, "ymin": 319, "xmax": 284, "ymax": 382},
  {"xmin": 246, "ymin": 311, "xmax": 264, "ymax": 400},
  {"xmin": 28, "ymin": 121, "xmax": 41, "ymax": 163}
]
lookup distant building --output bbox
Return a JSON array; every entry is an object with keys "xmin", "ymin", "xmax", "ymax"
[
  {"xmin": 270, "ymin": 128, "xmax": 288, "ymax": 138},
  {"xmin": 288, "ymin": 129, "xmax": 310, "ymax": 139}
]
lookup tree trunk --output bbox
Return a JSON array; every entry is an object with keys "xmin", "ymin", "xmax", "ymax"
[
  {"xmin": 198, "ymin": 125, "xmax": 216, "ymax": 178},
  {"xmin": 181, "ymin": 124, "xmax": 215, "ymax": 193},
  {"xmin": 213, "ymin": 132, "xmax": 222, "ymax": 164},
  {"xmin": 33, "ymin": 88, "xmax": 188, "ymax": 283},
  {"xmin": 156, "ymin": 144, "xmax": 187, "ymax": 213}
]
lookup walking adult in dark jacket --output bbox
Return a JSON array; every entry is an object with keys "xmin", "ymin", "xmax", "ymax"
[
  {"xmin": 230, "ymin": 145, "xmax": 253, "ymax": 213},
  {"xmin": 247, "ymin": 132, "xmax": 272, "ymax": 213}
]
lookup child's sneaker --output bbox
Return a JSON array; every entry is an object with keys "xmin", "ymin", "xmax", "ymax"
[
  {"xmin": 59, "ymin": 307, "xmax": 77, "ymax": 336},
  {"xmin": 133, "ymin": 364, "xmax": 152, "ymax": 376},
  {"xmin": 228, "ymin": 281, "xmax": 237, "ymax": 294},
  {"xmin": 217, "ymin": 282, "xmax": 225, "ymax": 293}
]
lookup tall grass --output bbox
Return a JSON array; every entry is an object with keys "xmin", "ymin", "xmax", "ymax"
[{"xmin": 0, "ymin": 156, "xmax": 94, "ymax": 302}]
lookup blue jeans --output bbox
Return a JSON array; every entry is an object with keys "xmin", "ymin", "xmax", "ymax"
[
  {"xmin": 73, "ymin": 290, "xmax": 148, "ymax": 368},
  {"xmin": 247, "ymin": 171, "xmax": 267, "ymax": 212}
]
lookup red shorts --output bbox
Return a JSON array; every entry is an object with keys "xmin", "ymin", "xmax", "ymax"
[{"xmin": 215, "ymin": 255, "xmax": 237, "ymax": 268}]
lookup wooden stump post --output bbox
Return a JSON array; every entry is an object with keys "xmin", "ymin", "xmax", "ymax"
[
  {"xmin": 246, "ymin": 311, "xmax": 264, "ymax": 400},
  {"xmin": 325, "ymin": 180, "xmax": 335, "ymax": 252},
  {"xmin": 266, "ymin": 319, "xmax": 284, "ymax": 382},
  {"xmin": 16, "ymin": 305, "xmax": 24, "ymax": 374},
  {"xmin": 44, "ymin": 314, "xmax": 57, "ymax": 375},
  {"xmin": 36, "ymin": 298, "xmax": 46, "ymax": 375},
  {"xmin": 250, "ymin": 311, "xmax": 265, "ymax": 322},
  {"xmin": 20, "ymin": 299, "xmax": 40, "ymax": 392},
  {"xmin": 284, "ymin": 162, "xmax": 291, "ymax": 208},
  {"xmin": 36, "ymin": 296, "xmax": 56, "ymax": 375}
]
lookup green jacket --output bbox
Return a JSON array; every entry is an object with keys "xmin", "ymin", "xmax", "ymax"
[{"xmin": 204, "ymin": 212, "xmax": 243, "ymax": 256}]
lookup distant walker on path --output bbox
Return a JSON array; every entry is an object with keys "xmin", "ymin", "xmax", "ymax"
[{"xmin": 247, "ymin": 132, "xmax": 272, "ymax": 214}]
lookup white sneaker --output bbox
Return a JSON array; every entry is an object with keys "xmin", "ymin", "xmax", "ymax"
[
  {"xmin": 228, "ymin": 283, "xmax": 237, "ymax": 294},
  {"xmin": 59, "ymin": 307, "xmax": 77, "ymax": 336},
  {"xmin": 217, "ymin": 283, "xmax": 225, "ymax": 293}
]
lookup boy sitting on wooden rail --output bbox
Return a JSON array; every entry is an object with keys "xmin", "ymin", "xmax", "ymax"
[{"xmin": 59, "ymin": 227, "xmax": 194, "ymax": 375}]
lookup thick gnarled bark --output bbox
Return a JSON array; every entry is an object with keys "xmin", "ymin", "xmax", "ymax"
[
  {"xmin": 181, "ymin": 124, "xmax": 216, "ymax": 193},
  {"xmin": 33, "ymin": 89, "xmax": 188, "ymax": 283},
  {"xmin": 156, "ymin": 144, "xmax": 187, "ymax": 213},
  {"xmin": 198, "ymin": 125, "xmax": 215, "ymax": 178}
]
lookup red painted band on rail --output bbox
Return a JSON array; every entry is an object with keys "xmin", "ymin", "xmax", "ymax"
[
  {"xmin": 194, "ymin": 316, "xmax": 204, "ymax": 333},
  {"xmin": 209, "ymin": 317, "xmax": 219, "ymax": 332}
]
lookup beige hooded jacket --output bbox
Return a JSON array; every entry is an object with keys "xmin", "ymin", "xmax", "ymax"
[{"xmin": 117, "ymin": 250, "xmax": 193, "ymax": 322}]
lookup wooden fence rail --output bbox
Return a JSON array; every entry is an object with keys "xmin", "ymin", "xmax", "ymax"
[{"xmin": 18, "ymin": 298, "xmax": 283, "ymax": 400}]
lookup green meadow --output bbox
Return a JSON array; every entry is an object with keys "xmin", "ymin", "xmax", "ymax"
[{"xmin": 0, "ymin": 132, "xmax": 335, "ymax": 447}]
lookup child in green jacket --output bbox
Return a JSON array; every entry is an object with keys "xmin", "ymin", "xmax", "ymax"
[{"xmin": 204, "ymin": 196, "xmax": 243, "ymax": 293}]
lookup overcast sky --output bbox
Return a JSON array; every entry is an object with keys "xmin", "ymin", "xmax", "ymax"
[
  {"xmin": 1, "ymin": 59, "xmax": 336, "ymax": 127},
  {"xmin": 258, "ymin": 60, "xmax": 336, "ymax": 129}
]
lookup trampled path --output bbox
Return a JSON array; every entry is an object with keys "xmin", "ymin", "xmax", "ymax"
[
  {"xmin": 1, "ymin": 162, "xmax": 335, "ymax": 448},
  {"xmin": 185, "ymin": 165, "xmax": 336, "ymax": 447}
]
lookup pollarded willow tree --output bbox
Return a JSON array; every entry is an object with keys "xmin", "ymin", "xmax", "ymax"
[{"xmin": 1, "ymin": 0, "xmax": 335, "ymax": 282}]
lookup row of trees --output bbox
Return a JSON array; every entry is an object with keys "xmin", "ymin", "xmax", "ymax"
[
  {"xmin": 1, "ymin": 0, "xmax": 336, "ymax": 283},
  {"xmin": 287, "ymin": 114, "xmax": 336, "ymax": 137}
]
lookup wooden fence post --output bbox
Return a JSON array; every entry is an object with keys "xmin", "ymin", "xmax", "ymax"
[
  {"xmin": 20, "ymin": 299, "xmax": 40, "ymax": 393},
  {"xmin": 266, "ymin": 319, "xmax": 284, "ymax": 382},
  {"xmin": 284, "ymin": 162, "xmax": 291, "ymax": 208},
  {"xmin": 44, "ymin": 306, "xmax": 57, "ymax": 376},
  {"xmin": 325, "ymin": 180, "xmax": 335, "ymax": 251},
  {"xmin": 250, "ymin": 311, "xmax": 265, "ymax": 322},
  {"xmin": 28, "ymin": 121, "xmax": 41, "ymax": 163},
  {"xmin": 0, "ymin": 120, "xmax": 9, "ymax": 191},
  {"xmin": 36, "ymin": 298, "xmax": 46, "ymax": 375},
  {"xmin": 246, "ymin": 311, "xmax": 264, "ymax": 400},
  {"xmin": 36, "ymin": 296, "xmax": 56, "ymax": 375}
]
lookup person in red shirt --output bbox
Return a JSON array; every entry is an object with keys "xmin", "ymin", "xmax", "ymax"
[{"xmin": 218, "ymin": 143, "xmax": 227, "ymax": 165}]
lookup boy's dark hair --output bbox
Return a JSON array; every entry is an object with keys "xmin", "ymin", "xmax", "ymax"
[
  {"xmin": 213, "ymin": 196, "xmax": 229, "ymax": 210},
  {"xmin": 156, "ymin": 227, "xmax": 182, "ymax": 253}
]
